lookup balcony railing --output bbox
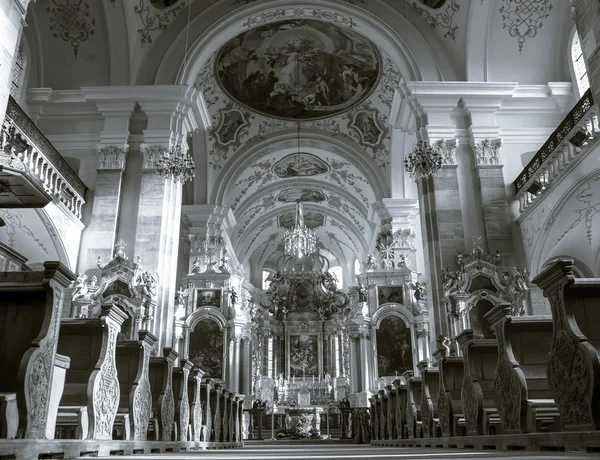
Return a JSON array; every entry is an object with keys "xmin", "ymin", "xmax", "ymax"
[
  {"xmin": 2, "ymin": 96, "xmax": 86, "ymax": 219},
  {"xmin": 514, "ymin": 89, "xmax": 599, "ymax": 213}
]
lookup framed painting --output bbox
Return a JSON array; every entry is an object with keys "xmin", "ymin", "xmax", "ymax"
[
  {"xmin": 196, "ymin": 288, "xmax": 222, "ymax": 308},
  {"xmin": 377, "ymin": 285, "xmax": 404, "ymax": 305}
]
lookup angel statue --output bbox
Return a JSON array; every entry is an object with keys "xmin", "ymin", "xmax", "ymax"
[
  {"xmin": 219, "ymin": 249, "xmax": 231, "ymax": 273},
  {"xmin": 137, "ymin": 271, "xmax": 159, "ymax": 298},
  {"xmin": 436, "ymin": 335, "xmax": 452, "ymax": 356},
  {"xmin": 413, "ymin": 281, "xmax": 426, "ymax": 301},
  {"xmin": 190, "ymin": 256, "xmax": 202, "ymax": 274},
  {"xmin": 513, "ymin": 267, "xmax": 530, "ymax": 292},
  {"xmin": 72, "ymin": 273, "xmax": 90, "ymax": 302},
  {"xmin": 364, "ymin": 254, "xmax": 377, "ymax": 271}
]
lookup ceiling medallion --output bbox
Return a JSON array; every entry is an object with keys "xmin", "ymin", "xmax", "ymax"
[
  {"xmin": 215, "ymin": 19, "xmax": 380, "ymax": 120},
  {"xmin": 156, "ymin": 144, "xmax": 195, "ymax": 183},
  {"xmin": 283, "ymin": 202, "xmax": 317, "ymax": 259},
  {"xmin": 404, "ymin": 140, "xmax": 443, "ymax": 180}
]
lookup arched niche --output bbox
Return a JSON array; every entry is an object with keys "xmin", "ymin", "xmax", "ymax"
[
  {"xmin": 186, "ymin": 306, "xmax": 227, "ymax": 379},
  {"xmin": 468, "ymin": 298, "xmax": 495, "ymax": 339},
  {"xmin": 375, "ymin": 314, "xmax": 414, "ymax": 377},
  {"xmin": 188, "ymin": 316, "xmax": 224, "ymax": 380}
]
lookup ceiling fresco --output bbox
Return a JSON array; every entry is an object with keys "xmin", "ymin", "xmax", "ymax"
[
  {"xmin": 276, "ymin": 188, "xmax": 327, "ymax": 204},
  {"xmin": 215, "ymin": 19, "xmax": 381, "ymax": 120},
  {"xmin": 278, "ymin": 211, "xmax": 325, "ymax": 229},
  {"xmin": 272, "ymin": 153, "xmax": 330, "ymax": 178}
]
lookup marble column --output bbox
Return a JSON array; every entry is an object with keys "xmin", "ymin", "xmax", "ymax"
[
  {"xmin": 348, "ymin": 331, "xmax": 360, "ymax": 394},
  {"xmin": 241, "ymin": 337, "xmax": 252, "ymax": 395},
  {"xmin": 358, "ymin": 331, "xmax": 372, "ymax": 393},
  {"xmin": 228, "ymin": 334, "xmax": 241, "ymax": 394},
  {"xmin": 570, "ymin": 0, "xmax": 600, "ymax": 103}
]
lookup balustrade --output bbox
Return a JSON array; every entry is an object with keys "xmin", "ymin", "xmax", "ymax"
[
  {"xmin": 2, "ymin": 97, "xmax": 86, "ymax": 219},
  {"xmin": 514, "ymin": 89, "xmax": 600, "ymax": 213}
]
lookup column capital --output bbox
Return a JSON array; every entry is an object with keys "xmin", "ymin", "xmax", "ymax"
[
  {"xmin": 96, "ymin": 144, "xmax": 128, "ymax": 171},
  {"xmin": 471, "ymin": 138, "xmax": 503, "ymax": 166},
  {"xmin": 140, "ymin": 144, "xmax": 167, "ymax": 171},
  {"xmin": 433, "ymin": 138, "xmax": 458, "ymax": 166}
]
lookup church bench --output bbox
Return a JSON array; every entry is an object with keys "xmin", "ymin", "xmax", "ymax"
[
  {"xmin": 171, "ymin": 359, "xmax": 193, "ymax": 441},
  {"xmin": 418, "ymin": 361, "xmax": 440, "ymax": 438},
  {"xmin": 188, "ymin": 368, "xmax": 204, "ymax": 442},
  {"xmin": 113, "ymin": 330, "xmax": 157, "ymax": 441},
  {"xmin": 393, "ymin": 379, "xmax": 408, "ymax": 439},
  {"xmin": 433, "ymin": 350, "xmax": 464, "ymax": 437},
  {"xmin": 0, "ymin": 262, "xmax": 74, "ymax": 439},
  {"xmin": 201, "ymin": 380, "xmax": 214, "ymax": 442},
  {"xmin": 387, "ymin": 386, "xmax": 398, "ymax": 440},
  {"xmin": 533, "ymin": 259, "xmax": 600, "ymax": 431},
  {"xmin": 456, "ymin": 330, "xmax": 502, "ymax": 436},
  {"xmin": 378, "ymin": 390, "xmax": 387, "ymax": 440},
  {"xmin": 56, "ymin": 303, "xmax": 127, "ymax": 440},
  {"xmin": 148, "ymin": 347, "xmax": 178, "ymax": 441},
  {"xmin": 368, "ymin": 395, "xmax": 377, "ymax": 440},
  {"xmin": 212, "ymin": 383, "xmax": 224, "ymax": 442},
  {"xmin": 385, "ymin": 385, "xmax": 395, "ymax": 440},
  {"xmin": 221, "ymin": 388, "xmax": 230, "ymax": 442},
  {"xmin": 485, "ymin": 304, "xmax": 560, "ymax": 434},
  {"xmin": 45, "ymin": 353, "xmax": 71, "ymax": 439},
  {"xmin": 227, "ymin": 391, "xmax": 236, "ymax": 442},
  {"xmin": 403, "ymin": 371, "xmax": 422, "ymax": 439}
]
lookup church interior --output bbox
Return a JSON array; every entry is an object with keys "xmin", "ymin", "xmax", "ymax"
[{"xmin": 1, "ymin": 0, "xmax": 600, "ymax": 458}]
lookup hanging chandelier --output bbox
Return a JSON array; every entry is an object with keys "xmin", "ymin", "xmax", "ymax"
[
  {"xmin": 404, "ymin": 140, "xmax": 443, "ymax": 180},
  {"xmin": 283, "ymin": 201, "xmax": 317, "ymax": 259},
  {"xmin": 156, "ymin": 144, "xmax": 195, "ymax": 183}
]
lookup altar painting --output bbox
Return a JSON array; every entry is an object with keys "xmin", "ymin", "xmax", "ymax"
[
  {"xmin": 196, "ymin": 289, "xmax": 221, "ymax": 308},
  {"xmin": 189, "ymin": 318, "xmax": 223, "ymax": 379},
  {"xmin": 377, "ymin": 285, "xmax": 404, "ymax": 305},
  {"xmin": 376, "ymin": 316, "xmax": 413, "ymax": 376},
  {"xmin": 289, "ymin": 334, "xmax": 318, "ymax": 377}
]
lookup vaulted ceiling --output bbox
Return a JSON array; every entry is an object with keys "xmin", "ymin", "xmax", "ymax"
[{"xmin": 19, "ymin": 0, "xmax": 575, "ymax": 278}]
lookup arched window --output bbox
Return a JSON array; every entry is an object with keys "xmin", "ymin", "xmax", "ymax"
[{"xmin": 571, "ymin": 29, "xmax": 590, "ymax": 97}]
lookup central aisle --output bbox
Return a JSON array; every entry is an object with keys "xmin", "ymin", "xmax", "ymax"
[{"xmin": 98, "ymin": 443, "xmax": 597, "ymax": 459}]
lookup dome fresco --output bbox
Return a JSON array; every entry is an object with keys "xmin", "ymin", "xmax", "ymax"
[{"xmin": 215, "ymin": 19, "xmax": 381, "ymax": 120}]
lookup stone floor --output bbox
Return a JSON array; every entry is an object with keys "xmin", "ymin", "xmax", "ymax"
[{"xmin": 96, "ymin": 443, "xmax": 600, "ymax": 459}]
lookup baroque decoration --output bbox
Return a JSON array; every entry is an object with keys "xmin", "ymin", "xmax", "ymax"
[
  {"xmin": 272, "ymin": 153, "xmax": 330, "ymax": 178},
  {"xmin": 134, "ymin": 0, "xmax": 186, "ymax": 45},
  {"xmin": 215, "ymin": 19, "xmax": 380, "ymax": 120},
  {"xmin": 46, "ymin": 0, "xmax": 96, "ymax": 57},
  {"xmin": 412, "ymin": 0, "xmax": 460, "ymax": 43},
  {"xmin": 499, "ymin": 0, "xmax": 553, "ymax": 54},
  {"xmin": 349, "ymin": 109, "xmax": 385, "ymax": 147}
]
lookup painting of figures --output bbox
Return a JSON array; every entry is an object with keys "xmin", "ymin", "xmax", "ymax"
[
  {"xmin": 377, "ymin": 285, "xmax": 404, "ymax": 305},
  {"xmin": 278, "ymin": 211, "xmax": 325, "ymax": 229},
  {"xmin": 272, "ymin": 153, "xmax": 330, "ymax": 178},
  {"xmin": 196, "ymin": 289, "xmax": 222, "ymax": 308},
  {"xmin": 290, "ymin": 334, "xmax": 318, "ymax": 377},
  {"xmin": 215, "ymin": 19, "xmax": 380, "ymax": 120},
  {"xmin": 276, "ymin": 188, "xmax": 327, "ymax": 203},
  {"xmin": 189, "ymin": 318, "xmax": 223, "ymax": 379},
  {"xmin": 376, "ymin": 316, "xmax": 413, "ymax": 376}
]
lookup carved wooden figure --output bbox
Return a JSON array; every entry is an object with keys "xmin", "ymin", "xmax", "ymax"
[
  {"xmin": 485, "ymin": 304, "xmax": 559, "ymax": 434},
  {"xmin": 114, "ymin": 330, "xmax": 157, "ymax": 441},
  {"xmin": 433, "ymin": 349, "xmax": 464, "ymax": 437},
  {"xmin": 533, "ymin": 259, "xmax": 600, "ymax": 431},
  {"xmin": 456, "ymin": 329, "xmax": 500, "ymax": 436},
  {"xmin": 148, "ymin": 347, "xmax": 178, "ymax": 441},
  {"xmin": 172, "ymin": 359, "xmax": 192, "ymax": 441},
  {"xmin": 417, "ymin": 361, "xmax": 440, "ymax": 438},
  {"xmin": 57, "ymin": 302, "xmax": 127, "ymax": 440},
  {"xmin": 188, "ymin": 368, "xmax": 204, "ymax": 442},
  {"xmin": 0, "ymin": 262, "xmax": 74, "ymax": 439}
]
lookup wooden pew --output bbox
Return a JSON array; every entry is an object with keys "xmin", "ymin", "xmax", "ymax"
[
  {"xmin": 148, "ymin": 347, "xmax": 178, "ymax": 441},
  {"xmin": 113, "ymin": 330, "xmax": 157, "ymax": 440},
  {"xmin": 387, "ymin": 385, "xmax": 397, "ymax": 440},
  {"xmin": 213, "ymin": 382, "xmax": 223, "ymax": 442},
  {"xmin": 456, "ymin": 329, "xmax": 501, "ymax": 436},
  {"xmin": 201, "ymin": 380, "xmax": 213, "ymax": 442},
  {"xmin": 533, "ymin": 259, "xmax": 600, "ymax": 430},
  {"xmin": 418, "ymin": 361, "xmax": 440, "ymax": 438},
  {"xmin": 46, "ymin": 353, "xmax": 71, "ymax": 439},
  {"xmin": 433, "ymin": 349, "xmax": 464, "ymax": 437},
  {"xmin": 403, "ymin": 371, "xmax": 422, "ymax": 439},
  {"xmin": 394, "ymin": 379, "xmax": 408, "ymax": 439},
  {"xmin": 172, "ymin": 359, "xmax": 193, "ymax": 441},
  {"xmin": 378, "ymin": 389, "xmax": 387, "ymax": 440},
  {"xmin": 368, "ymin": 395, "xmax": 377, "ymax": 440},
  {"xmin": 221, "ymin": 388, "xmax": 230, "ymax": 442},
  {"xmin": 188, "ymin": 368, "xmax": 204, "ymax": 442},
  {"xmin": 56, "ymin": 302, "xmax": 127, "ymax": 440},
  {"xmin": 484, "ymin": 304, "xmax": 560, "ymax": 433},
  {"xmin": 0, "ymin": 262, "xmax": 74, "ymax": 439}
]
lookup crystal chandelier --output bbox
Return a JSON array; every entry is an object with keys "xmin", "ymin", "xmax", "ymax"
[
  {"xmin": 156, "ymin": 144, "xmax": 195, "ymax": 183},
  {"xmin": 284, "ymin": 201, "xmax": 317, "ymax": 259},
  {"xmin": 404, "ymin": 140, "xmax": 443, "ymax": 180}
]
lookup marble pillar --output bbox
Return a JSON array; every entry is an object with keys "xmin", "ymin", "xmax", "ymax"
[{"xmin": 241, "ymin": 337, "xmax": 252, "ymax": 395}]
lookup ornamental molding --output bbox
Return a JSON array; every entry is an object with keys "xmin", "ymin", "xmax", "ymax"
[
  {"xmin": 97, "ymin": 145, "xmax": 128, "ymax": 171},
  {"xmin": 434, "ymin": 138, "xmax": 458, "ymax": 165},
  {"xmin": 141, "ymin": 144, "xmax": 167, "ymax": 170},
  {"xmin": 472, "ymin": 138, "xmax": 502, "ymax": 166}
]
